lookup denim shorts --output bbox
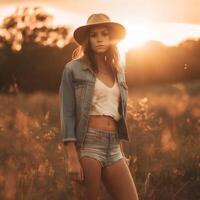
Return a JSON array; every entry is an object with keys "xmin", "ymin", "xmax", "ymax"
[{"xmin": 77, "ymin": 127, "xmax": 124, "ymax": 168}]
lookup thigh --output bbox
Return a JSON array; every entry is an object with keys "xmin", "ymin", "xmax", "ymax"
[
  {"xmin": 102, "ymin": 157, "xmax": 139, "ymax": 200},
  {"xmin": 79, "ymin": 156, "xmax": 102, "ymax": 200}
]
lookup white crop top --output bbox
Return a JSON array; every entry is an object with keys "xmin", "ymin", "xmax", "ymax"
[{"xmin": 89, "ymin": 76, "xmax": 121, "ymax": 121}]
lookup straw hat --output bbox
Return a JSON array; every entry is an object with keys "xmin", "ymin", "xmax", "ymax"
[{"xmin": 73, "ymin": 13, "xmax": 126, "ymax": 45}]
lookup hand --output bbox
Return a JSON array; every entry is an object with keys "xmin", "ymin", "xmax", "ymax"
[{"xmin": 67, "ymin": 155, "xmax": 84, "ymax": 183}]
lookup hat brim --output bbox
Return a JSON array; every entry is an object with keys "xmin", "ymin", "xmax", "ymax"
[{"xmin": 73, "ymin": 22, "xmax": 126, "ymax": 45}]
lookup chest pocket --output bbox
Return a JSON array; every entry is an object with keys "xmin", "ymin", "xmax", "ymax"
[
  {"xmin": 74, "ymin": 79, "xmax": 88, "ymax": 88},
  {"xmin": 73, "ymin": 79, "xmax": 88, "ymax": 104},
  {"xmin": 73, "ymin": 69, "xmax": 94, "ymax": 87},
  {"xmin": 73, "ymin": 74, "xmax": 94, "ymax": 110}
]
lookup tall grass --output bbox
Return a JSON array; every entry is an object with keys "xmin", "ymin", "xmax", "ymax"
[{"xmin": 0, "ymin": 80, "xmax": 199, "ymax": 199}]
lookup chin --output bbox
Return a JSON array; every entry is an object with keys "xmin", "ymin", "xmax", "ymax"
[{"xmin": 95, "ymin": 50, "xmax": 107, "ymax": 54}]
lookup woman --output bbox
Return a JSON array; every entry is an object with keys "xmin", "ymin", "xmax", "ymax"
[{"xmin": 59, "ymin": 13, "xmax": 139, "ymax": 200}]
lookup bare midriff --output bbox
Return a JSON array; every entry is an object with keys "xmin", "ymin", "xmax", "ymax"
[{"xmin": 87, "ymin": 115, "xmax": 118, "ymax": 134}]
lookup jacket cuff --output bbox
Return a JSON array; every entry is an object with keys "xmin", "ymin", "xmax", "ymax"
[{"xmin": 63, "ymin": 138, "xmax": 77, "ymax": 145}]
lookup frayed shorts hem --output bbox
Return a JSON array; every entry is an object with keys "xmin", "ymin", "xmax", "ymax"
[{"xmin": 79, "ymin": 153, "xmax": 125, "ymax": 168}]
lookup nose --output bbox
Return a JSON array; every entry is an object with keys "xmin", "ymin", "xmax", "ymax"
[{"xmin": 97, "ymin": 34, "xmax": 103, "ymax": 42}]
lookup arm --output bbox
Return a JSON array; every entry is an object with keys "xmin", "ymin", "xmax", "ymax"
[
  {"xmin": 59, "ymin": 63, "xmax": 78, "ymax": 158},
  {"xmin": 64, "ymin": 142, "xmax": 79, "ymax": 161}
]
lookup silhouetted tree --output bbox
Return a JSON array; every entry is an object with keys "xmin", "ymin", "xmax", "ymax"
[{"xmin": 0, "ymin": 6, "xmax": 77, "ymax": 93}]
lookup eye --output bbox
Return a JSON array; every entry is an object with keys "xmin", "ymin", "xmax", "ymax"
[
  {"xmin": 90, "ymin": 33, "xmax": 96, "ymax": 38},
  {"xmin": 102, "ymin": 32, "xmax": 109, "ymax": 36}
]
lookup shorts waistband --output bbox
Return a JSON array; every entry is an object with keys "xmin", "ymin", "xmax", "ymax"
[{"xmin": 87, "ymin": 127, "xmax": 118, "ymax": 137}]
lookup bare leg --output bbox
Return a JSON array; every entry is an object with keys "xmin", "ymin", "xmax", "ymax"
[
  {"xmin": 79, "ymin": 156, "xmax": 102, "ymax": 200},
  {"xmin": 102, "ymin": 157, "xmax": 139, "ymax": 200}
]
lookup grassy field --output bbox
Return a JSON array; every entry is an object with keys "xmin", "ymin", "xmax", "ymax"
[{"xmin": 0, "ymin": 80, "xmax": 199, "ymax": 200}]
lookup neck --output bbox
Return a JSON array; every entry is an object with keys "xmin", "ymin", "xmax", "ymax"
[{"xmin": 94, "ymin": 53, "xmax": 107, "ymax": 70}]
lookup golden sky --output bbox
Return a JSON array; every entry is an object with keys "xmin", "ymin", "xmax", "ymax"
[{"xmin": 0, "ymin": 0, "xmax": 200, "ymax": 55}]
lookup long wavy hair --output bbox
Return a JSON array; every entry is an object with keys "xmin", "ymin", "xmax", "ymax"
[{"xmin": 71, "ymin": 25, "xmax": 121, "ymax": 77}]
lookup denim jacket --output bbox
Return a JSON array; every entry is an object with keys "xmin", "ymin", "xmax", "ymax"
[{"xmin": 59, "ymin": 55, "xmax": 130, "ymax": 149}]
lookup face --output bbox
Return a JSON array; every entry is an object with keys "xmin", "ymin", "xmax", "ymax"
[{"xmin": 89, "ymin": 25, "xmax": 110, "ymax": 54}]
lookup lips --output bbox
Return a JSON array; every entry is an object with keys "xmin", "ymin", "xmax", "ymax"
[{"xmin": 96, "ymin": 45, "xmax": 104, "ymax": 48}]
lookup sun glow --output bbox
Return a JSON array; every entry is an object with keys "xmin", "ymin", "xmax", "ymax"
[
  {"xmin": 117, "ymin": 21, "xmax": 200, "ymax": 61},
  {"xmin": 1, "ymin": 4, "xmax": 200, "ymax": 58}
]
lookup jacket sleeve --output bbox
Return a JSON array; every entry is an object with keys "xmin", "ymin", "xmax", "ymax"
[
  {"xmin": 59, "ymin": 63, "xmax": 77, "ymax": 145},
  {"xmin": 121, "ymin": 67, "xmax": 128, "ymax": 119}
]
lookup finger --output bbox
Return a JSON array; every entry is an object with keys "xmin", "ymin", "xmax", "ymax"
[
  {"xmin": 76, "ymin": 173, "xmax": 80, "ymax": 181},
  {"xmin": 76, "ymin": 169, "xmax": 83, "ymax": 183},
  {"xmin": 80, "ymin": 170, "xmax": 84, "ymax": 182},
  {"xmin": 68, "ymin": 171, "xmax": 76, "ymax": 177},
  {"xmin": 74, "ymin": 172, "xmax": 80, "ymax": 181},
  {"xmin": 75, "ymin": 170, "xmax": 81, "ymax": 182},
  {"xmin": 80, "ymin": 168, "xmax": 84, "ymax": 181},
  {"xmin": 77, "ymin": 173, "xmax": 83, "ymax": 183},
  {"xmin": 69, "ymin": 172, "xmax": 77, "ymax": 181}
]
